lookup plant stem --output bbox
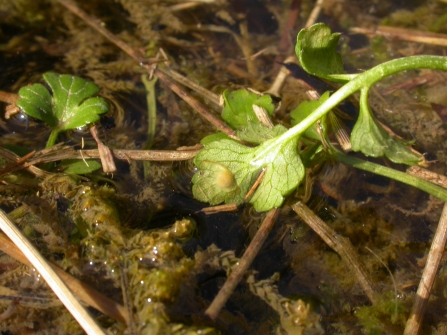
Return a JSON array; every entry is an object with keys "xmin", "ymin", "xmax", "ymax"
[
  {"xmin": 277, "ymin": 55, "xmax": 447, "ymax": 144},
  {"xmin": 46, "ymin": 129, "xmax": 60, "ymax": 148},
  {"xmin": 335, "ymin": 152, "xmax": 447, "ymax": 202}
]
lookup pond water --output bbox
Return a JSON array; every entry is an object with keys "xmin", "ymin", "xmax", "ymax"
[{"xmin": 1, "ymin": 0, "xmax": 447, "ymax": 334}]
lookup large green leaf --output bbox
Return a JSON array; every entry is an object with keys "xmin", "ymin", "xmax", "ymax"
[
  {"xmin": 237, "ymin": 122, "xmax": 287, "ymax": 144},
  {"xmin": 192, "ymin": 137, "xmax": 304, "ymax": 212}
]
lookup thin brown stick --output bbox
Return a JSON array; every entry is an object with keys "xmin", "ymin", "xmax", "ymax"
[
  {"xmin": 0, "ymin": 210, "xmax": 106, "ymax": 335},
  {"xmin": 403, "ymin": 202, "xmax": 447, "ymax": 335},
  {"xmin": 161, "ymin": 68, "xmax": 220, "ymax": 107},
  {"xmin": 291, "ymin": 201, "xmax": 376, "ymax": 304},
  {"xmin": 0, "ymin": 148, "xmax": 52, "ymax": 179},
  {"xmin": 305, "ymin": 0, "xmax": 325, "ymax": 28},
  {"xmin": 350, "ymin": 26, "xmax": 447, "ymax": 47},
  {"xmin": 90, "ymin": 125, "xmax": 117, "ymax": 173},
  {"xmin": 154, "ymin": 70, "xmax": 239, "ymax": 140},
  {"xmin": 205, "ymin": 208, "xmax": 280, "ymax": 320},
  {"xmin": 0, "ymin": 232, "xmax": 129, "ymax": 324},
  {"xmin": 271, "ymin": 0, "xmax": 301, "ymax": 76},
  {"xmin": 0, "ymin": 91, "xmax": 19, "ymax": 104},
  {"xmin": 56, "ymin": 0, "xmax": 237, "ymax": 140},
  {"xmin": 406, "ymin": 166, "xmax": 447, "ymax": 189},
  {"xmin": 54, "ymin": 148, "xmax": 200, "ymax": 162}
]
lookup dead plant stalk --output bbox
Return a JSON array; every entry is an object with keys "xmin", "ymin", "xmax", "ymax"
[
  {"xmin": 205, "ymin": 208, "xmax": 280, "ymax": 320},
  {"xmin": 404, "ymin": 202, "xmax": 447, "ymax": 335}
]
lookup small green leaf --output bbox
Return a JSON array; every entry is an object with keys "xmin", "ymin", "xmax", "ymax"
[
  {"xmin": 59, "ymin": 159, "xmax": 102, "ymax": 174},
  {"xmin": 290, "ymin": 91, "xmax": 330, "ymax": 141},
  {"xmin": 200, "ymin": 132, "xmax": 230, "ymax": 145},
  {"xmin": 295, "ymin": 23, "xmax": 346, "ymax": 81},
  {"xmin": 192, "ymin": 137, "xmax": 305, "ymax": 212},
  {"xmin": 16, "ymin": 72, "xmax": 109, "ymax": 148},
  {"xmin": 221, "ymin": 89, "xmax": 274, "ymax": 129},
  {"xmin": 237, "ymin": 122, "xmax": 287, "ymax": 144},
  {"xmin": 350, "ymin": 89, "xmax": 422, "ymax": 165}
]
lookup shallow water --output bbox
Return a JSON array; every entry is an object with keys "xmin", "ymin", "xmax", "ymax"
[{"xmin": 1, "ymin": 0, "xmax": 447, "ymax": 334}]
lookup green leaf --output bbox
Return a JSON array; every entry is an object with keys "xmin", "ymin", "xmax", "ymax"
[
  {"xmin": 290, "ymin": 91, "xmax": 330, "ymax": 141},
  {"xmin": 16, "ymin": 72, "xmax": 109, "ymax": 147},
  {"xmin": 221, "ymin": 89, "xmax": 274, "ymax": 129},
  {"xmin": 42, "ymin": 72, "xmax": 109, "ymax": 130},
  {"xmin": 200, "ymin": 132, "xmax": 230, "ymax": 145},
  {"xmin": 59, "ymin": 159, "xmax": 102, "ymax": 174},
  {"xmin": 16, "ymin": 83, "xmax": 54, "ymax": 126},
  {"xmin": 237, "ymin": 122, "xmax": 287, "ymax": 144},
  {"xmin": 350, "ymin": 88, "xmax": 422, "ymax": 165},
  {"xmin": 192, "ymin": 137, "xmax": 305, "ymax": 212},
  {"xmin": 295, "ymin": 23, "xmax": 347, "ymax": 82}
]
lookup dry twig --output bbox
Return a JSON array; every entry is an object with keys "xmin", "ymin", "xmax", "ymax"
[
  {"xmin": 0, "ymin": 210, "xmax": 107, "ymax": 335},
  {"xmin": 205, "ymin": 208, "xmax": 280, "ymax": 320},
  {"xmin": 404, "ymin": 203, "xmax": 447, "ymax": 335},
  {"xmin": 350, "ymin": 26, "xmax": 447, "ymax": 48},
  {"xmin": 291, "ymin": 201, "xmax": 376, "ymax": 304},
  {"xmin": 0, "ymin": 232, "xmax": 128, "ymax": 324}
]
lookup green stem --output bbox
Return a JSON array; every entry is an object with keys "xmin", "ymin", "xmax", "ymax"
[
  {"xmin": 46, "ymin": 129, "xmax": 60, "ymax": 148},
  {"xmin": 335, "ymin": 152, "xmax": 447, "ymax": 202},
  {"xmin": 277, "ymin": 55, "xmax": 447, "ymax": 145}
]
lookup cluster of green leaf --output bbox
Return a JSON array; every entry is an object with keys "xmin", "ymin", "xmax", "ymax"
[
  {"xmin": 192, "ymin": 23, "xmax": 447, "ymax": 212},
  {"xmin": 17, "ymin": 72, "xmax": 109, "ymax": 148},
  {"xmin": 15, "ymin": 72, "xmax": 109, "ymax": 174}
]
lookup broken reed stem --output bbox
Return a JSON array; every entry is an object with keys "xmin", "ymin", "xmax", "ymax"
[
  {"xmin": 403, "ymin": 202, "xmax": 447, "ymax": 335},
  {"xmin": 0, "ymin": 210, "xmax": 107, "ymax": 335},
  {"xmin": 291, "ymin": 201, "xmax": 376, "ymax": 304},
  {"xmin": 349, "ymin": 26, "xmax": 447, "ymax": 47},
  {"xmin": 205, "ymin": 208, "xmax": 280, "ymax": 320},
  {"xmin": 56, "ymin": 0, "xmax": 236, "ymax": 140},
  {"xmin": 0, "ymin": 231, "xmax": 129, "ymax": 324}
]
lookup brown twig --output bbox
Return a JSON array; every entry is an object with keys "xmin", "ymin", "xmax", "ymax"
[
  {"xmin": 56, "ymin": 0, "xmax": 237, "ymax": 141},
  {"xmin": 350, "ymin": 26, "xmax": 447, "ymax": 47},
  {"xmin": 90, "ymin": 125, "xmax": 117, "ymax": 173},
  {"xmin": 403, "ymin": 202, "xmax": 447, "ymax": 335},
  {"xmin": 271, "ymin": 0, "xmax": 301, "ymax": 76},
  {"xmin": 0, "ymin": 232, "xmax": 129, "ymax": 324},
  {"xmin": 291, "ymin": 201, "xmax": 376, "ymax": 304},
  {"xmin": 305, "ymin": 0, "xmax": 325, "ymax": 28},
  {"xmin": 205, "ymin": 208, "xmax": 280, "ymax": 320}
]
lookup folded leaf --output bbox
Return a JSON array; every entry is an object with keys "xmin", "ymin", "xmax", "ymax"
[
  {"xmin": 350, "ymin": 88, "xmax": 422, "ymax": 164},
  {"xmin": 295, "ymin": 23, "xmax": 345, "ymax": 81}
]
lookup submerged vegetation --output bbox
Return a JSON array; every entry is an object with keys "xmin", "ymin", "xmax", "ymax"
[{"xmin": 1, "ymin": 0, "xmax": 447, "ymax": 334}]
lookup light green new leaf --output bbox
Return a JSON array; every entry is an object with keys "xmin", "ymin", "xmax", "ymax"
[
  {"xmin": 290, "ymin": 91, "xmax": 330, "ymax": 141},
  {"xmin": 351, "ymin": 88, "xmax": 422, "ymax": 165},
  {"xmin": 192, "ymin": 137, "xmax": 304, "ymax": 212},
  {"xmin": 221, "ymin": 89, "xmax": 275, "ymax": 129},
  {"xmin": 295, "ymin": 23, "xmax": 347, "ymax": 82},
  {"xmin": 237, "ymin": 122, "xmax": 287, "ymax": 144},
  {"xmin": 17, "ymin": 72, "xmax": 109, "ymax": 147}
]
